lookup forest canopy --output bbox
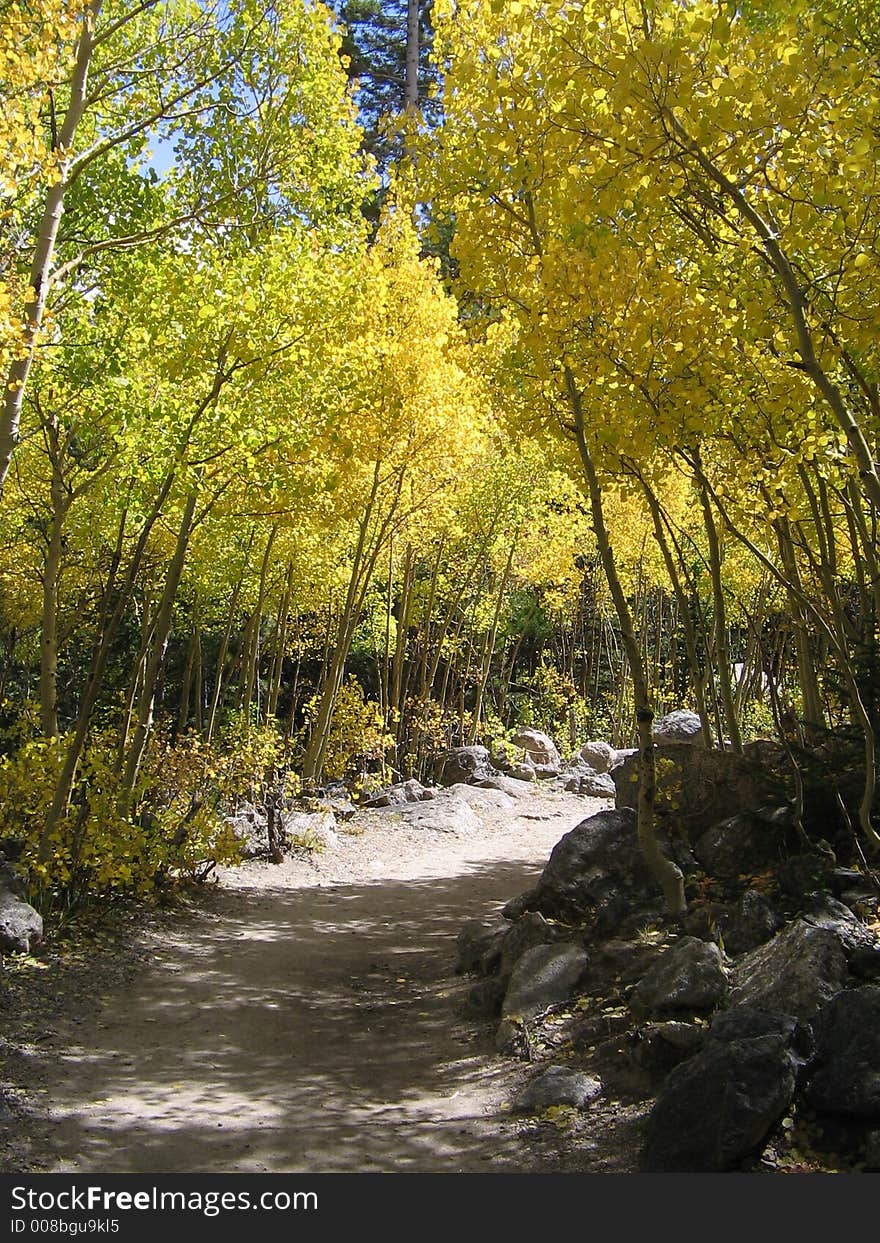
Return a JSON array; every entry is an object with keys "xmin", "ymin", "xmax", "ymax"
[{"xmin": 1, "ymin": 0, "xmax": 879, "ymax": 913}]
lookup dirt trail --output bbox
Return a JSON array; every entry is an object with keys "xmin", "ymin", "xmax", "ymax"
[{"xmin": 23, "ymin": 788, "xmax": 610, "ymax": 1174}]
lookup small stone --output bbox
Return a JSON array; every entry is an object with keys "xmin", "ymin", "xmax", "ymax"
[{"xmin": 512, "ymin": 1066, "xmax": 601, "ymax": 1113}]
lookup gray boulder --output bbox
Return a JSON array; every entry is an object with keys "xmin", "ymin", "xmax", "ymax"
[
  {"xmin": 806, "ymin": 986, "xmax": 880, "ymax": 1119},
  {"xmin": 641, "ymin": 1033, "xmax": 798, "ymax": 1171},
  {"xmin": 568, "ymin": 771, "xmax": 616, "ymax": 798},
  {"xmin": 652, "ymin": 710, "xmax": 705, "ymax": 745},
  {"xmin": 800, "ymin": 892, "xmax": 877, "ymax": 954},
  {"xmin": 630, "ymin": 1021, "xmax": 707, "ymax": 1085},
  {"xmin": 434, "ymin": 746, "xmax": 496, "ymax": 786},
  {"xmin": 707, "ymin": 1005, "xmax": 814, "ymax": 1065},
  {"xmin": 630, "ymin": 936, "xmax": 728, "ymax": 1017},
  {"xmin": 0, "ymin": 890, "xmax": 43, "ymax": 954},
  {"xmin": 508, "ymin": 807, "xmax": 692, "ymax": 933},
  {"xmin": 498, "ymin": 911, "xmax": 568, "ymax": 981},
  {"xmin": 717, "ymin": 888, "xmax": 782, "ymax": 957},
  {"xmin": 388, "ymin": 797, "xmax": 479, "ymax": 834},
  {"xmin": 363, "ymin": 778, "xmax": 428, "ymax": 807},
  {"xmin": 510, "ymin": 728, "xmax": 561, "ymax": 769},
  {"xmin": 613, "ymin": 746, "xmax": 792, "ymax": 842},
  {"xmin": 507, "ymin": 761, "xmax": 536, "ymax": 783},
  {"xmin": 580, "ymin": 740, "xmax": 617, "ymax": 773},
  {"xmin": 473, "ymin": 774, "xmax": 535, "ymax": 799},
  {"xmin": 694, "ymin": 807, "xmax": 796, "ymax": 879},
  {"xmin": 501, "ymin": 943, "xmax": 588, "ymax": 1025},
  {"xmin": 777, "ymin": 851, "xmax": 837, "ymax": 897},
  {"xmin": 445, "ymin": 783, "xmax": 514, "ymax": 813},
  {"xmin": 455, "ymin": 917, "xmax": 509, "ymax": 976},
  {"xmin": 228, "ymin": 801, "xmax": 269, "ymax": 858},
  {"xmin": 730, "ymin": 919, "xmax": 848, "ymax": 1021},
  {"xmin": 512, "ymin": 1066, "xmax": 601, "ymax": 1114},
  {"xmin": 281, "ymin": 809, "xmax": 339, "ymax": 850}
]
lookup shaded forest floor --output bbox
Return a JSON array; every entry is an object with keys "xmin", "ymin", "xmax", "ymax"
[{"xmin": 1, "ymin": 787, "xmax": 648, "ymax": 1173}]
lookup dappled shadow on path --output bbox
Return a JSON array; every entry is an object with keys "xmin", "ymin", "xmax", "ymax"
[{"xmin": 38, "ymin": 857, "xmax": 566, "ymax": 1173}]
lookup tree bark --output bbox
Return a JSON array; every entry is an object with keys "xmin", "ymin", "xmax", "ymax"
[{"xmin": 405, "ymin": 0, "xmax": 419, "ymax": 111}]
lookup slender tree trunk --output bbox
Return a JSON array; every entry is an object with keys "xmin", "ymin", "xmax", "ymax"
[
  {"xmin": 206, "ymin": 530, "xmax": 255, "ymax": 744},
  {"xmin": 193, "ymin": 618, "xmax": 203, "ymax": 734},
  {"xmin": 635, "ymin": 470, "xmax": 713, "ymax": 745},
  {"xmin": 773, "ymin": 516, "xmax": 824, "ymax": 730},
  {"xmin": 267, "ymin": 561, "xmax": 293, "ymax": 721},
  {"xmin": 391, "ymin": 544, "xmax": 414, "ymax": 731},
  {"xmin": 469, "ymin": 537, "xmax": 516, "ymax": 744},
  {"xmin": 120, "ymin": 487, "xmax": 200, "ymax": 808},
  {"xmin": 566, "ymin": 370, "xmax": 685, "ymax": 914},
  {"xmin": 405, "ymin": 0, "xmax": 419, "ymax": 111},
  {"xmin": 40, "ymin": 442, "xmax": 69, "ymax": 738},
  {"xmin": 0, "ymin": 2, "xmax": 102, "ymax": 497},
  {"xmin": 39, "ymin": 473, "xmax": 182, "ymax": 858},
  {"xmin": 178, "ymin": 617, "xmax": 198, "ymax": 737},
  {"xmin": 242, "ymin": 526, "xmax": 277, "ymax": 731},
  {"xmin": 693, "ymin": 456, "xmax": 742, "ymax": 753}
]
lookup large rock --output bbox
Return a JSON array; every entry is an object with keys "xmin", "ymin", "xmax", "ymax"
[
  {"xmin": 444, "ymin": 783, "xmax": 514, "ymax": 813},
  {"xmin": 580, "ymin": 740, "xmax": 617, "ymax": 773},
  {"xmin": 630, "ymin": 936, "xmax": 728, "ymax": 1017},
  {"xmin": 708, "ymin": 1005, "xmax": 814, "ymax": 1063},
  {"xmin": 508, "ymin": 808, "xmax": 692, "ymax": 933},
  {"xmin": 227, "ymin": 801, "xmax": 269, "ymax": 858},
  {"xmin": 474, "ymin": 774, "xmax": 535, "ymax": 799},
  {"xmin": 498, "ymin": 912, "xmax": 568, "ymax": 981},
  {"xmin": 510, "ymin": 728, "xmax": 561, "ymax": 769},
  {"xmin": 717, "ymin": 889, "xmax": 782, "ymax": 957},
  {"xmin": 694, "ymin": 807, "xmax": 797, "ymax": 879},
  {"xmin": 385, "ymin": 797, "xmax": 479, "ymax": 834},
  {"xmin": 0, "ymin": 890, "xmax": 43, "ymax": 954},
  {"xmin": 314, "ymin": 787, "xmax": 357, "ymax": 822},
  {"xmin": 507, "ymin": 761, "xmax": 536, "ymax": 783},
  {"xmin": 800, "ymin": 892, "xmax": 878, "ymax": 954},
  {"xmin": 434, "ymin": 746, "xmax": 496, "ymax": 786},
  {"xmin": 455, "ymin": 917, "xmax": 509, "ymax": 976},
  {"xmin": 501, "ymin": 943, "xmax": 588, "ymax": 1024},
  {"xmin": 612, "ymin": 744, "xmax": 792, "ymax": 842},
  {"xmin": 281, "ymin": 808, "xmax": 339, "ymax": 850},
  {"xmin": 363, "ymin": 778, "xmax": 428, "ymax": 807},
  {"xmin": 730, "ymin": 919, "xmax": 849, "ymax": 1021},
  {"xmin": 512, "ymin": 1066, "xmax": 601, "ymax": 1114},
  {"xmin": 652, "ymin": 710, "xmax": 705, "ymax": 745},
  {"xmin": 630, "ymin": 1021, "xmax": 708, "ymax": 1085},
  {"xmin": 806, "ymin": 986, "xmax": 880, "ymax": 1118},
  {"xmin": 562, "ymin": 771, "xmax": 617, "ymax": 799},
  {"xmin": 641, "ymin": 1032, "xmax": 798, "ymax": 1171}
]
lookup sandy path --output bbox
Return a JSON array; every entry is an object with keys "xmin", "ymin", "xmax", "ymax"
[{"xmin": 33, "ymin": 788, "xmax": 605, "ymax": 1174}]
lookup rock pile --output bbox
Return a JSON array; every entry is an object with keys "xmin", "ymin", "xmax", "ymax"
[{"xmin": 454, "ymin": 732, "xmax": 880, "ymax": 1172}]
